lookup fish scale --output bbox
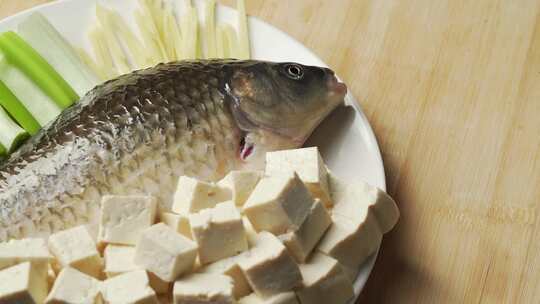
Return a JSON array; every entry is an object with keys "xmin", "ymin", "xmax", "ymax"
[{"xmin": 0, "ymin": 61, "xmax": 242, "ymax": 241}]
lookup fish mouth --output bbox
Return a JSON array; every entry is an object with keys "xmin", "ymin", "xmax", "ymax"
[{"xmin": 326, "ymin": 71, "xmax": 348, "ymax": 97}]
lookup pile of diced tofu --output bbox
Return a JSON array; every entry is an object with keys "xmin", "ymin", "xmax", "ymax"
[{"xmin": 0, "ymin": 147, "xmax": 399, "ymax": 304}]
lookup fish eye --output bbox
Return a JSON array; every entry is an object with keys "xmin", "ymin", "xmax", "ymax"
[{"xmin": 284, "ymin": 64, "xmax": 304, "ymax": 80}]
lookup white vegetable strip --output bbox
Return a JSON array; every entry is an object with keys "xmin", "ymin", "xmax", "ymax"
[
  {"xmin": 17, "ymin": 13, "xmax": 99, "ymax": 97},
  {"xmin": 137, "ymin": 0, "xmax": 168, "ymax": 62},
  {"xmin": 89, "ymin": 27, "xmax": 118, "ymax": 79},
  {"xmin": 96, "ymin": 5, "xmax": 132, "ymax": 75},
  {"xmin": 0, "ymin": 54, "xmax": 62, "ymax": 126},
  {"xmin": 147, "ymin": 0, "xmax": 166, "ymax": 44},
  {"xmin": 216, "ymin": 25, "xmax": 226, "ymax": 58},
  {"xmin": 204, "ymin": 0, "xmax": 217, "ymax": 59},
  {"xmin": 75, "ymin": 47, "xmax": 107, "ymax": 81},
  {"xmin": 162, "ymin": 1, "xmax": 181, "ymax": 60},
  {"xmin": 0, "ymin": 106, "xmax": 27, "ymax": 152},
  {"xmin": 180, "ymin": 7, "xmax": 195, "ymax": 59},
  {"xmin": 223, "ymin": 24, "xmax": 239, "ymax": 58},
  {"xmin": 107, "ymin": 10, "xmax": 153, "ymax": 69},
  {"xmin": 237, "ymin": 0, "xmax": 250, "ymax": 59},
  {"xmin": 134, "ymin": 10, "xmax": 163, "ymax": 65}
]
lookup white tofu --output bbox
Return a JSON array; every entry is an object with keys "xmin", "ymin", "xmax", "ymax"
[
  {"xmin": 48, "ymin": 226, "xmax": 102, "ymax": 278},
  {"xmin": 134, "ymin": 223, "xmax": 198, "ymax": 282},
  {"xmin": 239, "ymin": 292, "xmax": 298, "ymax": 304},
  {"xmin": 330, "ymin": 176, "xmax": 399, "ymax": 233},
  {"xmin": 160, "ymin": 212, "xmax": 192, "ymax": 239},
  {"xmin": 317, "ymin": 213, "xmax": 382, "ymax": 270},
  {"xmin": 243, "ymin": 173, "xmax": 314, "ymax": 235},
  {"xmin": 104, "ymin": 245, "xmax": 140, "ymax": 278},
  {"xmin": 279, "ymin": 199, "xmax": 332, "ymax": 263},
  {"xmin": 101, "ymin": 270, "xmax": 158, "ymax": 304},
  {"xmin": 190, "ymin": 201, "xmax": 248, "ymax": 264},
  {"xmin": 238, "ymin": 232, "xmax": 302, "ymax": 298},
  {"xmin": 103, "ymin": 246, "xmax": 170, "ymax": 294},
  {"xmin": 266, "ymin": 147, "xmax": 331, "ymax": 207},
  {"xmin": 171, "ymin": 176, "xmax": 230, "ymax": 214},
  {"xmin": 218, "ymin": 170, "xmax": 262, "ymax": 206},
  {"xmin": 242, "ymin": 217, "xmax": 258, "ymax": 247},
  {"xmin": 0, "ymin": 262, "xmax": 47, "ymax": 304},
  {"xmin": 98, "ymin": 195, "xmax": 157, "ymax": 246},
  {"xmin": 47, "ymin": 264, "xmax": 56, "ymax": 291},
  {"xmin": 199, "ymin": 253, "xmax": 252, "ymax": 299},
  {"xmin": 0, "ymin": 238, "xmax": 51, "ymax": 270},
  {"xmin": 148, "ymin": 272, "xmax": 171, "ymax": 295},
  {"xmin": 173, "ymin": 273, "xmax": 235, "ymax": 304},
  {"xmin": 296, "ymin": 253, "xmax": 353, "ymax": 304},
  {"xmin": 46, "ymin": 267, "xmax": 101, "ymax": 304}
]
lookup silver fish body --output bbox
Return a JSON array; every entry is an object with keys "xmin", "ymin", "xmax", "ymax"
[{"xmin": 0, "ymin": 60, "xmax": 346, "ymax": 241}]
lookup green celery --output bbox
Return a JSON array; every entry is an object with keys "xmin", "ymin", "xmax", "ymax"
[
  {"xmin": 0, "ymin": 79, "xmax": 40, "ymax": 135},
  {"xmin": 0, "ymin": 31, "xmax": 78, "ymax": 109},
  {"xmin": 18, "ymin": 13, "xmax": 100, "ymax": 97},
  {"xmin": 0, "ymin": 105, "xmax": 29, "ymax": 153}
]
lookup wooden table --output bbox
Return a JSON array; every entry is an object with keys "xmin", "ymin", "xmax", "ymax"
[{"xmin": 2, "ymin": 0, "xmax": 539, "ymax": 303}]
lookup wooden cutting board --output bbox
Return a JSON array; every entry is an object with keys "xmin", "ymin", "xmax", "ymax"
[{"xmin": 2, "ymin": 1, "xmax": 540, "ymax": 303}]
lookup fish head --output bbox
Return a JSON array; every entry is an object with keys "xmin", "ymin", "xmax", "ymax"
[{"xmin": 227, "ymin": 61, "xmax": 347, "ymax": 168}]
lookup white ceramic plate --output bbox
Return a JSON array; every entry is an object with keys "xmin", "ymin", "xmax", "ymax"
[{"xmin": 0, "ymin": 0, "xmax": 385, "ymax": 301}]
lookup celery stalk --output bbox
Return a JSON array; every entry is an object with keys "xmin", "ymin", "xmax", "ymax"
[
  {"xmin": 17, "ymin": 13, "xmax": 100, "ymax": 97},
  {"xmin": 0, "ymin": 79, "xmax": 40, "ymax": 135},
  {"xmin": 0, "ymin": 53, "xmax": 62, "ymax": 127},
  {"xmin": 0, "ymin": 31, "xmax": 79, "ymax": 109},
  {"xmin": 0, "ymin": 106, "xmax": 28, "ymax": 153}
]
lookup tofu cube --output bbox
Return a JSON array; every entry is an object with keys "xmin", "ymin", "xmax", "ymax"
[
  {"xmin": 190, "ymin": 201, "xmax": 248, "ymax": 264},
  {"xmin": 0, "ymin": 238, "xmax": 51, "ymax": 270},
  {"xmin": 239, "ymin": 292, "xmax": 299, "ymax": 304},
  {"xmin": 218, "ymin": 170, "xmax": 262, "ymax": 206},
  {"xmin": 172, "ymin": 176, "xmax": 230, "ymax": 214},
  {"xmin": 98, "ymin": 195, "xmax": 157, "ymax": 245},
  {"xmin": 266, "ymin": 147, "xmax": 331, "ymax": 207},
  {"xmin": 238, "ymin": 232, "xmax": 302, "ymax": 298},
  {"xmin": 317, "ymin": 213, "xmax": 382, "ymax": 270},
  {"xmin": 173, "ymin": 273, "xmax": 235, "ymax": 304},
  {"xmin": 296, "ymin": 253, "xmax": 354, "ymax": 304},
  {"xmin": 101, "ymin": 270, "xmax": 158, "ymax": 304},
  {"xmin": 148, "ymin": 272, "xmax": 171, "ymax": 295},
  {"xmin": 160, "ymin": 212, "xmax": 192, "ymax": 239},
  {"xmin": 0, "ymin": 262, "xmax": 47, "ymax": 304},
  {"xmin": 47, "ymin": 264, "xmax": 56, "ymax": 291},
  {"xmin": 103, "ymin": 245, "xmax": 171, "ymax": 294},
  {"xmin": 104, "ymin": 245, "xmax": 140, "ymax": 278},
  {"xmin": 199, "ymin": 253, "xmax": 252, "ymax": 299},
  {"xmin": 242, "ymin": 217, "xmax": 258, "ymax": 247},
  {"xmin": 48, "ymin": 226, "xmax": 102, "ymax": 278},
  {"xmin": 134, "ymin": 223, "xmax": 198, "ymax": 282},
  {"xmin": 243, "ymin": 173, "xmax": 314, "ymax": 235},
  {"xmin": 279, "ymin": 200, "xmax": 332, "ymax": 263},
  {"xmin": 330, "ymin": 176, "xmax": 399, "ymax": 233},
  {"xmin": 45, "ymin": 267, "xmax": 101, "ymax": 304}
]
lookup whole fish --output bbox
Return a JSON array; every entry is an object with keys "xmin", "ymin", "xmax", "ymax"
[{"xmin": 0, "ymin": 60, "xmax": 347, "ymax": 241}]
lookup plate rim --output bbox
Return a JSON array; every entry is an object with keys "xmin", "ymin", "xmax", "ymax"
[{"xmin": 0, "ymin": 0, "xmax": 386, "ymax": 300}]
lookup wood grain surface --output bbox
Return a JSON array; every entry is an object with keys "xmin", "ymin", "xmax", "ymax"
[{"xmin": 2, "ymin": 1, "xmax": 539, "ymax": 303}]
